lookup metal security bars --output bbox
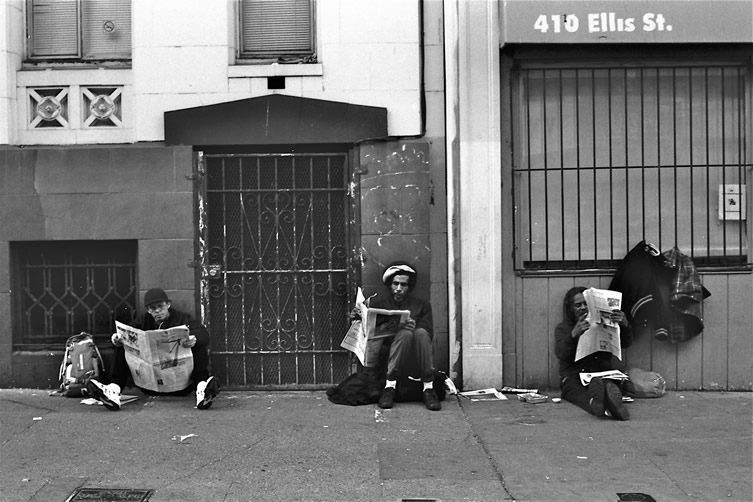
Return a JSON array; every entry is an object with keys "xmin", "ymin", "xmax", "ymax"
[
  {"xmin": 12, "ymin": 240, "xmax": 137, "ymax": 347},
  {"xmin": 201, "ymin": 153, "xmax": 351, "ymax": 389},
  {"xmin": 512, "ymin": 63, "xmax": 750, "ymax": 271}
]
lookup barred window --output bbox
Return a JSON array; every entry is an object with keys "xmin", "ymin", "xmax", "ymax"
[
  {"xmin": 512, "ymin": 60, "xmax": 750, "ymax": 271},
  {"xmin": 26, "ymin": 0, "xmax": 132, "ymax": 62},
  {"xmin": 12, "ymin": 241, "xmax": 137, "ymax": 348},
  {"xmin": 238, "ymin": 0, "xmax": 315, "ymax": 62}
]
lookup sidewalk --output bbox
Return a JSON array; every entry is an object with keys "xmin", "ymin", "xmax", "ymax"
[{"xmin": 0, "ymin": 388, "xmax": 750, "ymax": 502}]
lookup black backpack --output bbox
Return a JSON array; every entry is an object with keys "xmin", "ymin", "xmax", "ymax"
[{"xmin": 58, "ymin": 332, "xmax": 105, "ymax": 397}]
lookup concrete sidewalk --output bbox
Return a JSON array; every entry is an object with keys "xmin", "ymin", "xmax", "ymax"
[{"xmin": 0, "ymin": 388, "xmax": 750, "ymax": 502}]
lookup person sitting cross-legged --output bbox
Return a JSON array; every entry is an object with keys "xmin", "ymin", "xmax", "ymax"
[{"xmin": 86, "ymin": 288, "xmax": 219, "ymax": 411}]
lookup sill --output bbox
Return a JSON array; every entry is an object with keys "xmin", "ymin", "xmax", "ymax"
[{"xmin": 228, "ymin": 63, "xmax": 323, "ymax": 78}]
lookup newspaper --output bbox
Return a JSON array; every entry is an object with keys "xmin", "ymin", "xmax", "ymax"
[
  {"xmin": 579, "ymin": 370, "xmax": 629, "ymax": 386},
  {"xmin": 340, "ymin": 288, "xmax": 410, "ymax": 366},
  {"xmin": 115, "ymin": 321, "xmax": 194, "ymax": 393},
  {"xmin": 574, "ymin": 288, "xmax": 623, "ymax": 362}
]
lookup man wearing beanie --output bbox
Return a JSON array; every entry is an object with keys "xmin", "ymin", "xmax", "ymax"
[
  {"xmin": 86, "ymin": 288, "xmax": 219, "ymax": 411},
  {"xmin": 367, "ymin": 263, "xmax": 441, "ymax": 411}
]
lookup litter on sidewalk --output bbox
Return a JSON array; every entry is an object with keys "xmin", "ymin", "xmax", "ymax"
[{"xmin": 458, "ymin": 388, "xmax": 508, "ymax": 401}]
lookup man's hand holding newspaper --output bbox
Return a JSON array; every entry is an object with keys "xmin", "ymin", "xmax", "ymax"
[{"xmin": 574, "ymin": 288, "xmax": 625, "ymax": 362}]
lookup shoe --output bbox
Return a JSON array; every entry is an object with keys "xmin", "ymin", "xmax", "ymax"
[
  {"xmin": 423, "ymin": 388, "xmax": 441, "ymax": 411},
  {"xmin": 604, "ymin": 380, "xmax": 630, "ymax": 420},
  {"xmin": 196, "ymin": 376, "xmax": 220, "ymax": 410},
  {"xmin": 587, "ymin": 377, "xmax": 606, "ymax": 417},
  {"xmin": 378, "ymin": 387, "xmax": 395, "ymax": 409},
  {"xmin": 86, "ymin": 379, "xmax": 121, "ymax": 411}
]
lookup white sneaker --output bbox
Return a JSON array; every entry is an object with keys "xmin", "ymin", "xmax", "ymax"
[
  {"xmin": 196, "ymin": 376, "xmax": 219, "ymax": 410},
  {"xmin": 86, "ymin": 379, "xmax": 121, "ymax": 410}
]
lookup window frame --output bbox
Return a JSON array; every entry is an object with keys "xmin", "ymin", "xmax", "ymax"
[
  {"xmin": 25, "ymin": 0, "xmax": 132, "ymax": 64},
  {"xmin": 11, "ymin": 240, "xmax": 138, "ymax": 349},
  {"xmin": 507, "ymin": 47, "xmax": 752, "ymax": 274},
  {"xmin": 236, "ymin": 0, "xmax": 316, "ymax": 63}
]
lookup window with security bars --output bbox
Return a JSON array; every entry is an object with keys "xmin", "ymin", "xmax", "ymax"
[
  {"xmin": 26, "ymin": 0, "xmax": 131, "ymax": 61},
  {"xmin": 238, "ymin": 0, "xmax": 315, "ymax": 62},
  {"xmin": 12, "ymin": 241, "xmax": 137, "ymax": 348},
  {"xmin": 512, "ymin": 60, "xmax": 750, "ymax": 271}
]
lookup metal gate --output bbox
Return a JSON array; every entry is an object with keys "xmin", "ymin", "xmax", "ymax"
[{"xmin": 198, "ymin": 152, "xmax": 353, "ymax": 389}]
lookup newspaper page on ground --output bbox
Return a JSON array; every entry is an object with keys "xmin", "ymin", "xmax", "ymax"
[
  {"xmin": 115, "ymin": 321, "xmax": 194, "ymax": 392},
  {"xmin": 340, "ymin": 288, "xmax": 410, "ymax": 366},
  {"xmin": 574, "ymin": 287, "xmax": 623, "ymax": 362}
]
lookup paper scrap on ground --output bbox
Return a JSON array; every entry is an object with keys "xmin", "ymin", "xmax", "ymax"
[
  {"xmin": 500, "ymin": 386, "xmax": 539, "ymax": 394},
  {"xmin": 458, "ymin": 388, "xmax": 508, "ymax": 401}
]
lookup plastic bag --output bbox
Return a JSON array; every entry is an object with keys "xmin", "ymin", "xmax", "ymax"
[{"xmin": 625, "ymin": 368, "xmax": 666, "ymax": 398}]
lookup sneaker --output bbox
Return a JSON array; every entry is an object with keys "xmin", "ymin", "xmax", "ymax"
[
  {"xmin": 587, "ymin": 377, "xmax": 606, "ymax": 417},
  {"xmin": 196, "ymin": 376, "xmax": 220, "ymax": 410},
  {"xmin": 86, "ymin": 379, "xmax": 121, "ymax": 411},
  {"xmin": 604, "ymin": 380, "xmax": 630, "ymax": 420},
  {"xmin": 378, "ymin": 387, "xmax": 395, "ymax": 409},
  {"xmin": 423, "ymin": 388, "xmax": 441, "ymax": 411}
]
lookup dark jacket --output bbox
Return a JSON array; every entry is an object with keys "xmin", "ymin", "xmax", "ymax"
[
  {"xmin": 369, "ymin": 293, "xmax": 434, "ymax": 339},
  {"xmin": 554, "ymin": 320, "xmax": 633, "ymax": 380},
  {"xmin": 137, "ymin": 307, "xmax": 210, "ymax": 348}
]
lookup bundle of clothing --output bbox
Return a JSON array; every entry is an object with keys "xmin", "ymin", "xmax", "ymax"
[{"xmin": 609, "ymin": 241, "xmax": 711, "ymax": 343}]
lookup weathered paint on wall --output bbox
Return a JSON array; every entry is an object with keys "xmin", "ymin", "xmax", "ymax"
[{"xmin": 356, "ymin": 139, "xmax": 448, "ymax": 372}]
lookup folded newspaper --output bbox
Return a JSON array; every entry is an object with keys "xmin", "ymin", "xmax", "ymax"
[
  {"xmin": 340, "ymin": 288, "xmax": 410, "ymax": 366},
  {"xmin": 579, "ymin": 369, "xmax": 629, "ymax": 386},
  {"xmin": 575, "ymin": 288, "xmax": 623, "ymax": 362},
  {"xmin": 115, "ymin": 321, "xmax": 194, "ymax": 393}
]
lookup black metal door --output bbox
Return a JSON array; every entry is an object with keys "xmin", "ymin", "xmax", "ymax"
[{"xmin": 198, "ymin": 152, "xmax": 352, "ymax": 389}]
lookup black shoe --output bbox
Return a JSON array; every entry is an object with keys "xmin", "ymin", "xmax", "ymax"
[
  {"xmin": 587, "ymin": 377, "xmax": 606, "ymax": 417},
  {"xmin": 196, "ymin": 376, "xmax": 220, "ymax": 410},
  {"xmin": 604, "ymin": 380, "xmax": 630, "ymax": 420},
  {"xmin": 378, "ymin": 387, "xmax": 395, "ymax": 409},
  {"xmin": 423, "ymin": 388, "xmax": 441, "ymax": 411}
]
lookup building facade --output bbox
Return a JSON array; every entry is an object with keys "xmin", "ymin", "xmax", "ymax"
[
  {"xmin": 1, "ymin": 0, "xmax": 750, "ymax": 391},
  {"xmin": 449, "ymin": 0, "xmax": 752, "ymax": 390},
  {"xmin": 0, "ymin": 0, "xmax": 449, "ymax": 389}
]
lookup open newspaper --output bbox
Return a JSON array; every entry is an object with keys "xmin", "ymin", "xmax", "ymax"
[
  {"xmin": 574, "ymin": 288, "xmax": 623, "ymax": 362},
  {"xmin": 115, "ymin": 321, "xmax": 194, "ymax": 392},
  {"xmin": 340, "ymin": 287, "xmax": 410, "ymax": 366}
]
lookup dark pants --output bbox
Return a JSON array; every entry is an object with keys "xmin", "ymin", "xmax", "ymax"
[
  {"xmin": 561, "ymin": 375, "xmax": 626, "ymax": 415},
  {"xmin": 108, "ymin": 343, "xmax": 210, "ymax": 395},
  {"xmin": 368, "ymin": 327, "xmax": 435, "ymax": 382}
]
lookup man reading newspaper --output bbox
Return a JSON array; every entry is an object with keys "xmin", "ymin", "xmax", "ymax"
[
  {"xmin": 555, "ymin": 287, "xmax": 633, "ymax": 420},
  {"xmin": 345, "ymin": 263, "xmax": 441, "ymax": 411},
  {"xmin": 86, "ymin": 288, "xmax": 219, "ymax": 411}
]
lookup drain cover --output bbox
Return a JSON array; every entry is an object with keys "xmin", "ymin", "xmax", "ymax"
[
  {"xmin": 617, "ymin": 493, "xmax": 657, "ymax": 502},
  {"xmin": 65, "ymin": 487, "xmax": 153, "ymax": 502}
]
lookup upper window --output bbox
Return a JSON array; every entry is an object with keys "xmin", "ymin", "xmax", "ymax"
[
  {"xmin": 511, "ymin": 56, "xmax": 750, "ymax": 272},
  {"xmin": 238, "ymin": 0, "xmax": 315, "ymax": 62},
  {"xmin": 26, "ymin": 0, "xmax": 132, "ymax": 62}
]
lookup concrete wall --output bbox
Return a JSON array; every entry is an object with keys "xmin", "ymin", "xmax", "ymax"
[{"xmin": 0, "ymin": 144, "xmax": 195, "ymax": 387}]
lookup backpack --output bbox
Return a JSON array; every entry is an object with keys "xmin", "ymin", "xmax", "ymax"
[{"xmin": 58, "ymin": 332, "xmax": 105, "ymax": 397}]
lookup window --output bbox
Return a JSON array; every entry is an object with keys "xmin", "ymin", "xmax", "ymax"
[
  {"xmin": 12, "ymin": 241, "xmax": 137, "ymax": 348},
  {"xmin": 238, "ymin": 0, "xmax": 315, "ymax": 62},
  {"xmin": 512, "ymin": 58, "xmax": 750, "ymax": 271},
  {"xmin": 27, "ymin": 0, "xmax": 131, "ymax": 62}
]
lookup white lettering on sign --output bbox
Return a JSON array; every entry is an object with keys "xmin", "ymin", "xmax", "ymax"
[{"xmin": 533, "ymin": 12, "xmax": 673, "ymax": 34}]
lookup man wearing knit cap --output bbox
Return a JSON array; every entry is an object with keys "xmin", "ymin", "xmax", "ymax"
[
  {"xmin": 86, "ymin": 288, "xmax": 219, "ymax": 411},
  {"xmin": 368, "ymin": 263, "xmax": 441, "ymax": 411}
]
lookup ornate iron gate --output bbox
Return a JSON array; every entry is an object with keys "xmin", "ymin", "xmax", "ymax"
[{"xmin": 198, "ymin": 152, "xmax": 353, "ymax": 389}]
